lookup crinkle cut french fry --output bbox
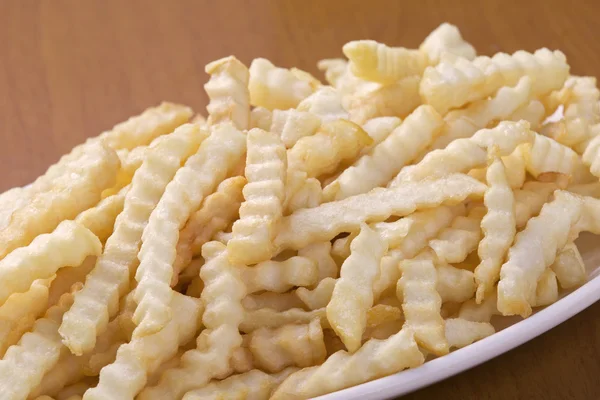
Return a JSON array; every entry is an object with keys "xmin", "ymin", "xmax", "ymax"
[
  {"xmin": 444, "ymin": 318, "xmax": 495, "ymax": 349},
  {"xmin": 0, "ymin": 220, "xmax": 101, "ymax": 305},
  {"xmin": 296, "ymin": 86, "xmax": 349, "ymax": 123},
  {"xmin": 138, "ymin": 242, "xmax": 246, "ymax": 400},
  {"xmin": 510, "ymin": 100, "xmax": 547, "ymax": 131},
  {"xmin": 250, "ymin": 107, "xmax": 273, "ymax": 131},
  {"xmin": 296, "ymin": 278, "xmax": 337, "ymax": 310},
  {"xmin": 0, "ymin": 277, "xmax": 52, "ymax": 357},
  {"xmin": 458, "ymin": 291, "xmax": 500, "ymax": 323},
  {"xmin": 298, "ymin": 242, "xmax": 338, "ymax": 281},
  {"xmin": 249, "ymin": 58, "xmax": 316, "ymax": 110},
  {"xmin": 420, "ymin": 48, "xmax": 568, "ymax": 114},
  {"xmin": 30, "ymin": 351, "xmax": 84, "ymax": 399},
  {"xmin": 133, "ymin": 123, "xmax": 246, "ymax": 337},
  {"xmin": 82, "ymin": 293, "xmax": 203, "ymax": 400},
  {"xmin": 0, "ymin": 142, "xmax": 118, "ymax": 259},
  {"xmin": 475, "ymin": 157, "xmax": 516, "ymax": 303},
  {"xmin": 241, "ymin": 308, "xmax": 326, "ymax": 334},
  {"xmin": 327, "ymin": 224, "xmax": 387, "ymax": 352},
  {"xmin": 514, "ymin": 181, "xmax": 566, "ymax": 228},
  {"xmin": 182, "ymin": 368, "xmax": 297, "ymax": 400},
  {"xmin": 498, "ymin": 191, "xmax": 583, "ymax": 317},
  {"xmin": 270, "ymin": 109, "xmax": 321, "ymax": 148},
  {"xmin": 174, "ymin": 176, "xmax": 246, "ymax": 285},
  {"xmin": 240, "ymin": 256, "xmax": 318, "ymax": 294},
  {"xmin": 60, "ymin": 123, "xmax": 206, "ymax": 356},
  {"xmin": 550, "ymin": 242, "xmax": 587, "ymax": 289},
  {"xmin": 270, "ymin": 328, "xmax": 424, "ymax": 400},
  {"xmin": 228, "ymin": 128, "xmax": 286, "ymax": 266},
  {"xmin": 391, "ymin": 120, "xmax": 533, "ymax": 186},
  {"xmin": 343, "ymin": 40, "xmax": 429, "ymax": 84},
  {"xmin": 0, "ymin": 186, "xmax": 31, "ymax": 231},
  {"xmin": 397, "ymin": 258, "xmax": 448, "ymax": 355},
  {"xmin": 532, "ymin": 268, "xmax": 559, "ymax": 307},
  {"xmin": 330, "ymin": 231, "xmax": 357, "ymax": 266},
  {"xmin": 360, "ymin": 116, "xmax": 402, "ymax": 150},
  {"xmin": 371, "ymin": 218, "xmax": 413, "ymax": 249},
  {"xmin": 501, "ymin": 146, "xmax": 527, "ymax": 189},
  {"xmin": 419, "ymin": 23, "xmax": 476, "ymax": 64},
  {"xmin": 324, "ymin": 105, "xmax": 444, "ymax": 200},
  {"xmin": 429, "ymin": 206, "xmax": 485, "ymax": 265},
  {"xmin": 275, "ymin": 174, "xmax": 486, "ymax": 251},
  {"xmin": 242, "ymin": 292, "xmax": 305, "ymax": 312},
  {"xmin": 75, "ymin": 185, "xmax": 130, "ymax": 244},
  {"xmin": 437, "ymin": 265, "xmax": 476, "ymax": 303},
  {"xmin": 48, "ymin": 256, "xmax": 96, "ymax": 308},
  {"xmin": 205, "ymin": 56, "xmax": 250, "ymax": 130},
  {"xmin": 0, "ymin": 288, "xmax": 76, "ymax": 400}
]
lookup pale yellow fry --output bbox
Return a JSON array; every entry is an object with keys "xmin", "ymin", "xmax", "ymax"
[
  {"xmin": 242, "ymin": 292, "xmax": 305, "ymax": 312},
  {"xmin": 330, "ymin": 231, "xmax": 357, "ymax": 266},
  {"xmin": 241, "ymin": 256, "xmax": 318, "ymax": 293},
  {"xmin": 240, "ymin": 308, "xmax": 326, "ymax": 334},
  {"xmin": 249, "ymin": 58, "xmax": 315, "ymax": 110},
  {"xmin": 371, "ymin": 218, "xmax": 413, "ymax": 249},
  {"xmin": 228, "ymin": 128, "xmax": 286, "ymax": 265},
  {"xmin": 360, "ymin": 116, "xmax": 402, "ymax": 151},
  {"xmin": 343, "ymin": 40, "xmax": 429, "ymax": 84},
  {"xmin": 298, "ymin": 242, "xmax": 338, "ymax": 281},
  {"xmin": 182, "ymin": 368, "xmax": 297, "ymax": 400},
  {"xmin": 0, "ymin": 186, "xmax": 31, "ymax": 231},
  {"xmin": 275, "ymin": 174, "xmax": 486, "ymax": 251},
  {"xmin": 82, "ymin": 293, "xmax": 202, "ymax": 400},
  {"xmin": 296, "ymin": 86, "xmax": 349, "ymax": 122},
  {"xmin": 327, "ymin": 224, "xmax": 387, "ymax": 352},
  {"xmin": 0, "ymin": 142, "xmax": 118, "ymax": 259},
  {"xmin": 366, "ymin": 304, "xmax": 403, "ymax": 328},
  {"xmin": 174, "ymin": 176, "xmax": 245, "ymax": 284},
  {"xmin": 568, "ymin": 182, "xmax": 600, "ymax": 198},
  {"xmin": 420, "ymin": 48, "xmax": 568, "ymax": 114},
  {"xmin": 296, "ymin": 278, "xmax": 337, "ymax": 310},
  {"xmin": 550, "ymin": 242, "xmax": 587, "ymax": 289},
  {"xmin": 514, "ymin": 181, "xmax": 566, "ymax": 228},
  {"xmin": 205, "ymin": 56, "xmax": 250, "ymax": 130},
  {"xmin": 0, "ymin": 220, "xmax": 100, "ymax": 305},
  {"xmin": 397, "ymin": 258, "xmax": 448, "ymax": 355},
  {"xmin": 498, "ymin": 191, "xmax": 583, "ymax": 317},
  {"xmin": 577, "ymin": 195, "xmax": 600, "ymax": 234},
  {"xmin": 60, "ymin": 123, "xmax": 206, "ymax": 356},
  {"xmin": 429, "ymin": 206, "xmax": 485, "ymax": 264},
  {"xmin": 288, "ymin": 119, "xmax": 373, "ymax": 178},
  {"xmin": 249, "ymin": 107, "xmax": 273, "ymax": 131},
  {"xmin": 419, "ymin": 23, "xmax": 476, "ymax": 64},
  {"xmin": 133, "ymin": 123, "xmax": 246, "ymax": 336},
  {"xmin": 31, "ymin": 351, "xmax": 84, "ymax": 399},
  {"xmin": 284, "ymin": 172, "xmax": 322, "ymax": 215},
  {"xmin": 475, "ymin": 158, "xmax": 517, "ymax": 303},
  {"xmin": 0, "ymin": 289, "xmax": 76, "ymax": 400},
  {"xmin": 324, "ymin": 105, "xmax": 444, "ymax": 200},
  {"xmin": 458, "ymin": 291, "xmax": 500, "ymax": 323},
  {"xmin": 0, "ymin": 278, "xmax": 52, "ymax": 357},
  {"xmin": 75, "ymin": 185, "xmax": 130, "ymax": 244},
  {"xmin": 138, "ymin": 242, "xmax": 246, "ymax": 400},
  {"xmin": 270, "ymin": 109, "xmax": 321, "ymax": 148},
  {"xmin": 317, "ymin": 58, "xmax": 348, "ymax": 87},
  {"xmin": 502, "ymin": 146, "xmax": 527, "ymax": 189},
  {"xmin": 437, "ymin": 264, "xmax": 476, "ymax": 303},
  {"xmin": 270, "ymin": 328, "xmax": 424, "ymax": 400},
  {"xmin": 583, "ymin": 132, "xmax": 600, "ymax": 178},
  {"xmin": 48, "ymin": 256, "xmax": 96, "ymax": 308},
  {"xmin": 509, "ymin": 100, "xmax": 546, "ymax": 131},
  {"xmin": 391, "ymin": 120, "xmax": 533, "ymax": 186},
  {"xmin": 444, "ymin": 318, "xmax": 495, "ymax": 349},
  {"xmin": 532, "ymin": 268, "xmax": 559, "ymax": 307}
]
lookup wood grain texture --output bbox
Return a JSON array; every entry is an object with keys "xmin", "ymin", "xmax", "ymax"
[{"xmin": 1, "ymin": 0, "xmax": 600, "ymax": 398}]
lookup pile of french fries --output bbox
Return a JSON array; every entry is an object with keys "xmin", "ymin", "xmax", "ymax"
[{"xmin": 1, "ymin": 22, "xmax": 600, "ymax": 400}]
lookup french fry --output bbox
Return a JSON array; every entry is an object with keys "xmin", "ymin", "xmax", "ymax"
[
  {"xmin": 330, "ymin": 232, "xmax": 357, "ymax": 265},
  {"xmin": 366, "ymin": 304, "xmax": 403, "ymax": 328},
  {"xmin": 242, "ymin": 292, "xmax": 305, "ymax": 312},
  {"xmin": 508, "ymin": 100, "xmax": 546, "ymax": 130},
  {"xmin": 240, "ymin": 308, "xmax": 326, "ymax": 334},
  {"xmin": 0, "ymin": 220, "xmax": 100, "ymax": 305},
  {"xmin": 298, "ymin": 242, "xmax": 338, "ymax": 281},
  {"xmin": 241, "ymin": 256, "xmax": 318, "ymax": 293},
  {"xmin": 458, "ymin": 291, "xmax": 500, "ymax": 323},
  {"xmin": 30, "ymin": 351, "xmax": 84, "ymax": 399},
  {"xmin": 0, "ymin": 186, "xmax": 31, "ymax": 231},
  {"xmin": 270, "ymin": 109, "xmax": 321, "ymax": 148},
  {"xmin": 475, "ymin": 157, "xmax": 517, "ymax": 303},
  {"xmin": 48, "ymin": 256, "xmax": 96, "ymax": 307},
  {"xmin": 419, "ymin": 23, "xmax": 476, "ymax": 64},
  {"xmin": 444, "ymin": 318, "xmax": 495, "ymax": 349},
  {"xmin": 75, "ymin": 185, "xmax": 130, "ymax": 244},
  {"xmin": 502, "ymin": 146, "xmax": 527, "ymax": 189},
  {"xmin": 296, "ymin": 86, "xmax": 349, "ymax": 122},
  {"xmin": 550, "ymin": 242, "xmax": 587, "ymax": 289},
  {"xmin": 360, "ymin": 116, "xmax": 402, "ymax": 150},
  {"xmin": 420, "ymin": 48, "xmax": 568, "ymax": 114},
  {"xmin": 283, "ymin": 172, "xmax": 322, "ymax": 214},
  {"xmin": 429, "ymin": 206, "xmax": 486, "ymax": 264},
  {"xmin": 296, "ymin": 278, "xmax": 337, "ymax": 310},
  {"xmin": 514, "ymin": 180, "xmax": 567, "ymax": 228},
  {"xmin": 228, "ymin": 129, "xmax": 286, "ymax": 265},
  {"xmin": 275, "ymin": 174, "xmax": 486, "ymax": 251},
  {"xmin": 249, "ymin": 107, "xmax": 272, "ymax": 131},
  {"xmin": 370, "ymin": 218, "xmax": 413, "ymax": 249},
  {"xmin": 204, "ymin": 56, "xmax": 250, "ymax": 130},
  {"xmin": 249, "ymin": 58, "xmax": 316, "ymax": 110},
  {"xmin": 60, "ymin": 123, "xmax": 207, "ymax": 355},
  {"xmin": 270, "ymin": 328, "xmax": 424, "ymax": 400},
  {"xmin": 532, "ymin": 268, "xmax": 559, "ymax": 307},
  {"xmin": 498, "ymin": 191, "xmax": 583, "ymax": 317},
  {"xmin": 324, "ymin": 105, "xmax": 444, "ymax": 200},
  {"xmin": 326, "ymin": 224, "xmax": 387, "ymax": 352},
  {"xmin": 437, "ymin": 265, "xmax": 476, "ymax": 303}
]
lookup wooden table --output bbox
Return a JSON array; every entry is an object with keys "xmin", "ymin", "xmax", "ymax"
[{"xmin": 2, "ymin": 0, "xmax": 600, "ymax": 398}]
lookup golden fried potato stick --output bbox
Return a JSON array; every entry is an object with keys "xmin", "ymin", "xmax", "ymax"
[
  {"xmin": 240, "ymin": 308, "xmax": 326, "ymax": 333},
  {"xmin": 298, "ymin": 241, "xmax": 338, "ymax": 281},
  {"xmin": 82, "ymin": 293, "xmax": 203, "ymax": 400},
  {"xmin": 270, "ymin": 328, "xmax": 424, "ymax": 400},
  {"xmin": 296, "ymin": 86, "xmax": 349, "ymax": 122},
  {"xmin": 444, "ymin": 318, "xmax": 495, "ymax": 349},
  {"xmin": 508, "ymin": 100, "xmax": 546, "ymax": 131},
  {"xmin": 343, "ymin": 40, "xmax": 429, "ymax": 84},
  {"xmin": 75, "ymin": 185, "xmax": 130, "ymax": 244},
  {"xmin": 474, "ymin": 157, "xmax": 517, "ymax": 303},
  {"xmin": 288, "ymin": 119, "xmax": 373, "ymax": 179},
  {"xmin": 429, "ymin": 206, "xmax": 486, "ymax": 264},
  {"xmin": 240, "ymin": 256, "xmax": 318, "ymax": 293},
  {"xmin": 532, "ymin": 268, "xmax": 559, "ymax": 307},
  {"xmin": 60, "ymin": 123, "xmax": 206, "ymax": 355},
  {"xmin": 568, "ymin": 182, "xmax": 600, "ymax": 197},
  {"xmin": 275, "ymin": 174, "xmax": 486, "ymax": 251},
  {"xmin": 205, "ymin": 56, "xmax": 250, "ymax": 130},
  {"xmin": 242, "ymin": 292, "xmax": 305, "ymax": 312},
  {"xmin": 249, "ymin": 58, "xmax": 316, "ymax": 110},
  {"xmin": 0, "ymin": 220, "xmax": 100, "ymax": 305},
  {"xmin": 270, "ymin": 109, "xmax": 321, "ymax": 148},
  {"xmin": 583, "ymin": 132, "xmax": 600, "ymax": 178},
  {"xmin": 327, "ymin": 224, "xmax": 387, "ymax": 352},
  {"xmin": 324, "ymin": 105, "xmax": 444, "ymax": 200},
  {"xmin": 514, "ymin": 180, "xmax": 567, "ymax": 228},
  {"xmin": 397, "ymin": 258, "xmax": 448, "ymax": 355},
  {"xmin": 48, "ymin": 257, "xmax": 96, "ymax": 308},
  {"xmin": 173, "ymin": 177, "xmax": 245, "ymax": 284},
  {"xmin": 0, "ymin": 142, "xmax": 118, "ymax": 259},
  {"xmin": 139, "ymin": 242, "xmax": 246, "ymax": 400},
  {"xmin": 0, "ymin": 288, "xmax": 76, "ymax": 400},
  {"xmin": 227, "ymin": 129, "xmax": 285, "ymax": 266},
  {"xmin": 437, "ymin": 265, "xmax": 476, "ymax": 303},
  {"xmin": 0, "ymin": 186, "xmax": 31, "ymax": 231},
  {"xmin": 182, "ymin": 368, "xmax": 297, "ymax": 400},
  {"xmin": 390, "ymin": 120, "xmax": 533, "ymax": 186},
  {"xmin": 550, "ymin": 242, "xmax": 587, "ymax": 289},
  {"xmin": 0, "ymin": 277, "xmax": 53, "ymax": 357},
  {"xmin": 419, "ymin": 23, "xmax": 476, "ymax": 64},
  {"xmin": 296, "ymin": 278, "xmax": 337, "ymax": 310},
  {"xmin": 133, "ymin": 122, "xmax": 246, "ymax": 336},
  {"xmin": 420, "ymin": 48, "xmax": 568, "ymax": 114},
  {"xmin": 498, "ymin": 191, "xmax": 583, "ymax": 317},
  {"xmin": 458, "ymin": 291, "xmax": 500, "ymax": 323}
]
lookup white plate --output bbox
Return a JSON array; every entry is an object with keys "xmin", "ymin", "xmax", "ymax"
[{"xmin": 318, "ymin": 232, "xmax": 600, "ymax": 400}]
